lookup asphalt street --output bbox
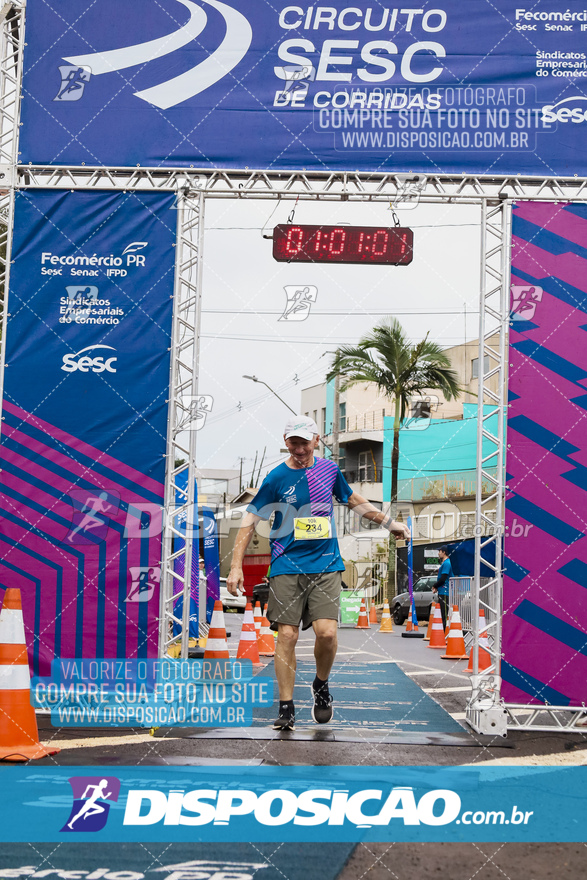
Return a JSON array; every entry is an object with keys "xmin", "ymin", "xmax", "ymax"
[{"xmin": 34, "ymin": 613, "xmax": 587, "ymax": 767}]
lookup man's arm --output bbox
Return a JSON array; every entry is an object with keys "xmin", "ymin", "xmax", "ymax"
[
  {"xmin": 226, "ymin": 511, "xmax": 262, "ymax": 595},
  {"xmin": 347, "ymin": 492, "xmax": 410, "ymax": 540}
]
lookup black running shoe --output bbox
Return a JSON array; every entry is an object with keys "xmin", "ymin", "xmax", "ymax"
[
  {"xmin": 273, "ymin": 707, "xmax": 295, "ymax": 731},
  {"xmin": 311, "ymin": 682, "xmax": 333, "ymax": 724}
]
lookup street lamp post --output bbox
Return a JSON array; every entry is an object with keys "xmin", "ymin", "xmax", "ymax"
[{"xmin": 242, "ymin": 375, "xmax": 297, "ymax": 414}]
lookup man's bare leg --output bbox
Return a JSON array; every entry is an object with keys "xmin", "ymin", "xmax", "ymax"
[
  {"xmin": 313, "ymin": 618, "xmax": 338, "ymax": 680},
  {"xmin": 311, "ymin": 618, "xmax": 337, "ymax": 724},
  {"xmin": 274, "ymin": 624, "xmax": 299, "ymax": 700}
]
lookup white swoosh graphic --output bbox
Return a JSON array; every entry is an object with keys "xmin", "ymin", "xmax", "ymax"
[
  {"xmin": 63, "ymin": 0, "xmax": 207, "ymax": 75},
  {"xmin": 134, "ymin": 0, "xmax": 253, "ymax": 109}
]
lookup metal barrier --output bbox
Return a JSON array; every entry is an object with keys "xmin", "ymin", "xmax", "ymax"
[{"xmin": 450, "ymin": 576, "xmax": 492, "ymax": 635}]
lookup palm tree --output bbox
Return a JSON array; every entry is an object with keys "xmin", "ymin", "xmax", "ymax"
[{"xmin": 326, "ymin": 318, "xmax": 462, "ymax": 602}]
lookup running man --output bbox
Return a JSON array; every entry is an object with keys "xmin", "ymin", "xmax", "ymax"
[
  {"xmin": 67, "ymin": 779, "xmax": 112, "ymax": 829},
  {"xmin": 227, "ymin": 415, "xmax": 410, "ymax": 731}
]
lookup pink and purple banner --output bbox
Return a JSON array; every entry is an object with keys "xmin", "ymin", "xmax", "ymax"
[{"xmin": 504, "ymin": 201, "xmax": 587, "ymax": 706}]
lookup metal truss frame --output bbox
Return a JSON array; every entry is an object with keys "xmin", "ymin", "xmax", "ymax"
[
  {"xmin": 15, "ymin": 165, "xmax": 587, "ymax": 204},
  {"xmin": 0, "ymin": 7, "xmax": 585, "ymax": 720},
  {"xmin": 159, "ymin": 191, "xmax": 205, "ymax": 658},
  {"xmin": 465, "ymin": 198, "xmax": 510, "ymax": 737},
  {"xmin": 0, "ymin": 0, "xmax": 25, "ymax": 422}
]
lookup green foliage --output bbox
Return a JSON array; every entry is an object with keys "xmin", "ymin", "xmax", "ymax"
[{"xmin": 326, "ymin": 317, "xmax": 462, "ymax": 423}]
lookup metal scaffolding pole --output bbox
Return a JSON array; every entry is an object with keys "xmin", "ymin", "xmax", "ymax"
[
  {"xmin": 159, "ymin": 190, "xmax": 204, "ymax": 658},
  {"xmin": 0, "ymin": 1, "xmax": 24, "ymax": 425},
  {"xmin": 466, "ymin": 198, "xmax": 510, "ymax": 737}
]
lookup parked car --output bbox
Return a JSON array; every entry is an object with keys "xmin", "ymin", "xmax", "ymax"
[
  {"xmin": 391, "ymin": 575, "xmax": 438, "ymax": 625},
  {"xmin": 219, "ymin": 578, "xmax": 247, "ymax": 613}
]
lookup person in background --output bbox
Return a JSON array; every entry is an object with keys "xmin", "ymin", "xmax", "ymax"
[{"xmin": 435, "ymin": 545, "xmax": 454, "ymax": 630}]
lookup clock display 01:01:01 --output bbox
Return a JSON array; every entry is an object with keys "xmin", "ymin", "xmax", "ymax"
[{"xmin": 272, "ymin": 224, "xmax": 414, "ymax": 265}]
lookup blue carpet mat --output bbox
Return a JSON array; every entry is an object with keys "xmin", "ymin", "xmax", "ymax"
[
  {"xmin": 252, "ymin": 661, "xmax": 465, "ymax": 734},
  {"xmin": 0, "ymin": 842, "xmax": 355, "ymax": 880}
]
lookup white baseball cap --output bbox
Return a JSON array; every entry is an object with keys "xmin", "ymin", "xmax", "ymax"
[{"xmin": 284, "ymin": 415, "xmax": 319, "ymax": 441}]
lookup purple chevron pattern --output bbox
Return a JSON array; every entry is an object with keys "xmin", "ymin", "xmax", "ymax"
[
  {"xmin": 0, "ymin": 401, "xmax": 163, "ymax": 676},
  {"xmin": 306, "ymin": 458, "xmax": 340, "ymax": 516},
  {"xmin": 503, "ymin": 202, "xmax": 587, "ymax": 706}
]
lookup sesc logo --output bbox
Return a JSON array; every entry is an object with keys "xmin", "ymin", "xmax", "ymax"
[
  {"xmin": 541, "ymin": 97, "xmax": 587, "ymax": 124},
  {"xmin": 62, "ymin": 344, "xmax": 118, "ymax": 374}
]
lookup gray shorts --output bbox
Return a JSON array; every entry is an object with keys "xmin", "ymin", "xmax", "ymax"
[{"xmin": 267, "ymin": 571, "xmax": 342, "ymax": 631}]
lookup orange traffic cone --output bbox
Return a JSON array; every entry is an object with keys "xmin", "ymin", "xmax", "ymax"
[
  {"xmin": 465, "ymin": 610, "xmax": 492, "ymax": 673},
  {"xmin": 236, "ymin": 602, "xmax": 261, "ymax": 664},
  {"xmin": 0, "ymin": 588, "xmax": 60, "ymax": 761},
  {"xmin": 441, "ymin": 605, "xmax": 469, "ymax": 660},
  {"xmin": 404, "ymin": 600, "xmax": 419, "ymax": 632},
  {"xmin": 424, "ymin": 605, "xmax": 435, "ymax": 641},
  {"xmin": 258, "ymin": 609, "xmax": 275, "ymax": 656},
  {"xmin": 428, "ymin": 603, "xmax": 446, "ymax": 649},
  {"xmin": 379, "ymin": 601, "xmax": 393, "ymax": 632},
  {"xmin": 253, "ymin": 602, "xmax": 262, "ymax": 635},
  {"xmin": 204, "ymin": 599, "xmax": 230, "ymax": 659},
  {"xmin": 444, "ymin": 605, "xmax": 453, "ymax": 639},
  {"xmin": 369, "ymin": 600, "xmax": 378, "ymax": 625},
  {"xmin": 355, "ymin": 598, "xmax": 370, "ymax": 629}
]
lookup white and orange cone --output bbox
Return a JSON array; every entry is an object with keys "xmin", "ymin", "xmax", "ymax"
[
  {"xmin": 441, "ymin": 605, "xmax": 469, "ymax": 660},
  {"xmin": 253, "ymin": 602, "xmax": 263, "ymax": 635},
  {"xmin": 379, "ymin": 601, "xmax": 393, "ymax": 633},
  {"xmin": 405, "ymin": 602, "xmax": 419, "ymax": 633},
  {"xmin": 369, "ymin": 600, "xmax": 378, "ymax": 625},
  {"xmin": 428, "ymin": 603, "xmax": 446, "ymax": 650},
  {"xmin": 258, "ymin": 608, "xmax": 275, "ymax": 657},
  {"xmin": 465, "ymin": 610, "xmax": 492, "ymax": 673},
  {"xmin": 236, "ymin": 602, "xmax": 261, "ymax": 664},
  {"xmin": 355, "ymin": 598, "xmax": 370, "ymax": 629},
  {"xmin": 444, "ymin": 605, "xmax": 453, "ymax": 639},
  {"xmin": 0, "ymin": 588, "xmax": 60, "ymax": 761},
  {"xmin": 203, "ymin": 599, "xmax": 230, "ymax": 659},
  {"xmin": 424, "ymin": 605, "xmax": 435, "ymax": 641}
]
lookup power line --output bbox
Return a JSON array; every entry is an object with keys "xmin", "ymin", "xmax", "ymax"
[
  {"xmin": 205, "ymin": 222, "xmax": 480, "ymax": 231},
  {"xmin": 200, "ymin": 334, "xmax": 477, "ymax": 344},
  {"xmin": 202, "ymin": 309, "xmax": 479, "ymax": 315}
]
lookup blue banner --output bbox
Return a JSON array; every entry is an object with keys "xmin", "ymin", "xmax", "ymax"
[
  {"xmin": 0, "ymin": 765, "xmax": 585, "ymax": 842},
  {"xmin": 202, "ymin": 506, "xmax": 220, "ymax": 618},
  {"xmin": 19, "ymin": 0, "xmax": 587, "ymax": 176},
  {"xmin": 0, "ymin": 190, "xmax": 175, "ymax": 669}
]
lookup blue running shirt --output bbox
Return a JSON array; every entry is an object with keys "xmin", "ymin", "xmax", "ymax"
[
  {"xmin": 247, "ymin": 457, "xmax": 353, "ymax": 576},
  {"xmin": 436, "ymin": 558, "xmax": 454, "ymax": 596}
]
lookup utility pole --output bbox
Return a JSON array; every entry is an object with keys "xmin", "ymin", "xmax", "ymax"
[
  {"xmin": 255, "ymin": 447, "xmax": 266, "ymax": 487},
  {"xmin": 332, "ymin": 370, "xmax": 340, "ymax": 467}
]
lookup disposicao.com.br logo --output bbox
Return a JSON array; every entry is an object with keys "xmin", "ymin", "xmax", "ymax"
[{"xmin": 122, "ymin": 785, "xmax": 533, "ymax": 828}]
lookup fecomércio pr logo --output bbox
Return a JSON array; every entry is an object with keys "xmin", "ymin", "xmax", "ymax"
[{"xmin": 61, "ymin": 776, "xmax": 121, "ymax": 833}]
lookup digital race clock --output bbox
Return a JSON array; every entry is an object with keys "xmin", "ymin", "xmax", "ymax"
[{"xmin": 272, "ymin": 224, "xmax": 413, "ymax": 265}]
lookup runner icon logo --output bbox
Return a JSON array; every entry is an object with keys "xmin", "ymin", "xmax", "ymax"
[
  {"xmin": 279, "ymin": 286, "xmax": 318, "ymax": 322},
  {"xmin": 64, "ymin": 489, "xmax": 120, "ymax": 545},
  {"xmin": 54, "ymin": 65, "xmax": 91, "ymax": 101},
  {"xmin": 510, "ymin": 285, "xmax": 543, "ymax": 322},
  {"xmin": 61, "ymin": 776, "xmax": 121, "ymax": 832},
  {"xmin": 126, "ymin": 566, "xmax": 161, "ymax": 602}
]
